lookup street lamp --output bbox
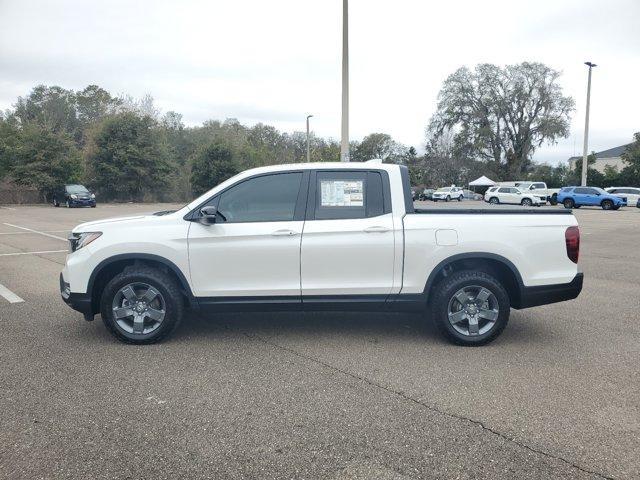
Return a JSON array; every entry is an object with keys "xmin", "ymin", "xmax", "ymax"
[
  {"xmin": 306, "ymin": 114, "xmax": 313, "ymax": 162},
  {"xmin": 340, "ymin": 0, "xmax": 349, "ymax": 162},
  {"xmin": 581, "ymin": 61, "xmax": 597, "ymax": 186}
]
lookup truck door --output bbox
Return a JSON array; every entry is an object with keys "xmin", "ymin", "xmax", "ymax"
[
  {"xmin": 187, "ymin": 171, "xmax": 307, "ymax": 299},
  {"xmin": 300, "ymin": 170, "xmax": 396, "ymax": 301}
]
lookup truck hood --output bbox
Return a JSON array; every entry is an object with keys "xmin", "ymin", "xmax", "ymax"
[{"xmin": 72, "ymin": 214, "xmax": 157, "ymax": 233}]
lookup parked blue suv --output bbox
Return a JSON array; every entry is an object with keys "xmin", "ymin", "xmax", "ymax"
[{"xmin": 557, "ymin": 186, "xmax": 626, "ymax": 210}]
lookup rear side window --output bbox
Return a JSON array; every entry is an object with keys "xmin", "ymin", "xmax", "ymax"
[
  {"xmin": 498, "ymin": 187, "xmax": 511, "ymax": 193},
  {"xmin": 313, "ymin": 171, "xmax": 387, "ymax": 220},
  {"xmin": 216, "ymin": 172, "xmax": 303, "ymax": 223},
  {"xmin": 532, "ymin": 183, "xmax": 546, "ymax": 189},
  {"xmin": 561, "ymin": 187, "xmax": 574, "ymax": 192}
]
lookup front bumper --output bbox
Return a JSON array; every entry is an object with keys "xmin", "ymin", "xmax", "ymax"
[
  {"xmin": 68, "ymin": 198, "xmax": 96, "ymax": 207},
  {"xmin": 60, "ymin": 273, "xmax": 93, "ymax": 316},
  {"xmin": 516, "ymin": 272, "xmax": 583, "ymax": 309}
]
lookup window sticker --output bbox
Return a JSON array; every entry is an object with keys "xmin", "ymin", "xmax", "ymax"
[{"xmin": 320, "ymin": 180, "xmax": 364, "ymax": 207}]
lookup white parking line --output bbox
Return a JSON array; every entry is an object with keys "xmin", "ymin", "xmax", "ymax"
[
  {"xmin": 0, "ymin": 230, "xmax": 70, "ymax": 236},
  {"xmin": 2, "ymin": 223, "xmax": 67, "ymax": 241},
  {"xmin": 0, "ymin": 283, "xmax": 24, "ymax": 303},
  {"xmin": 0, "ymin": 250, "xmax": 67, "ymax": 257}
]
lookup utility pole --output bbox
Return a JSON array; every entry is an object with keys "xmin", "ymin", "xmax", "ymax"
[
  {"xmin": 340, "ymin": 0, "xmax": 349, "ymax": 162},
  {"xmin": 581, "ymin": 61, "xmax": 596, "ymax": 186},
  {"xmin": 306, "ymin": 114, "xmax": 313, "ymax": 162}
]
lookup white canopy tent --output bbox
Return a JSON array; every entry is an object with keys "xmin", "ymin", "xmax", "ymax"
[{"xmin": 468, "ymin": 175, "xmax": 496, "ymax": 187}]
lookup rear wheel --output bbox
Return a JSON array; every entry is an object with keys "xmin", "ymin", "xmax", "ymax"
[
  {"xmin": 430, "ymin": 270, "xmax": 510, "ymax": 346},
  {"xmin": 489, "ymin": 197, "xmax": 499, "ymax": 205},
  {"xmin": 101, "ymin": 265, "xmax": 183, "ymax": 344},
  {"xmin": 521, "ymin": 198, "xmax": 533, "ymax": 207},
  {"xmin": 563, "ymin": 198, "xmax": 574, "ymax": 209},
  {"xmin": 601, "ymin": 199, "xmax": 613, "ymax": 210}
]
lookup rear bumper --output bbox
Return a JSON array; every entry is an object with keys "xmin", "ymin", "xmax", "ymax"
[
  {"xmin": 60, "ymin": 273, "xmax": 93, "ymax": 315},
  {"xmin": 516, "ymin": 272, "xmax": 583, "ymax": 309}
]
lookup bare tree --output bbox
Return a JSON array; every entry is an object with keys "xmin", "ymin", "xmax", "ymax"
[{"xmin": 428, "ymin": 62, "xmax": 574, "ymax": 177}]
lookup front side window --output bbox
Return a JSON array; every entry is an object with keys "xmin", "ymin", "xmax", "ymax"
[{"xmin": 216, "ymin": 172, "xmax": 302, "ymax": 223}]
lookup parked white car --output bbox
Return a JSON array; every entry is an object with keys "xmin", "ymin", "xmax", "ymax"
[
  {"xmin": 500, "ymin": 181, "xmax": 560, "ymax": 205},
  {"xmin": 61, "ymin": 162, "xmax": 582, "ymax": 346},
  {"xmin": 432, "ymin": 186, "xmax": 464, "ymax": 202},
  {"xmin": 605, "ymin": 187, "xmax": 640, "ymax": 205},
  {"xmin": 484, "ymin": 186, "xmax": 542, "ymax": 206}
]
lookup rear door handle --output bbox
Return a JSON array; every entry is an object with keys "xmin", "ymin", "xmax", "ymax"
[
  {"xmin": 363, "ymin": 226, "xmax": 390, "ymax": 233},
  {"xmin": 271, "ymin": 229, "xmax": 299, "ymax": 236}
]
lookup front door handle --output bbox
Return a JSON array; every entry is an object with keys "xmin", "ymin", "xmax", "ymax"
[
  {"xmin": 363, "ymin": 226, "xmax": 390, "ymax": 233},
  {"xmin": 271, "ymin": 229, "xmax": 299, "ymax": 236}
]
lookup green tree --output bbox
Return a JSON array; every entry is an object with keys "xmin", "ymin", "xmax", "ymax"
[
  {"xmin": 14, "ymin": 85, "xmax": 79, "ymax": 137},
  {"xmin": 190, "ymin": 141, "xmax": 239, "ymax": 196},
  {"xmin": 0, "ymin": 114, "xmax": 20, "ymax": 180},
  {"xmin": 9, "ymin": 125, "xmax": 81, "ymax": 201},
  {"xmin": 85, "ymin": 112, "xmax": 171, "ymax": 201},
  {"xmin": 351, "ymin": 133, "xmax": 410, "ymax": 163},
  {"xmin": 621, "ymin": 132, "xmax": 640, "ymax": 183},
  {"xmin": 428, "ymin": 62, "xmax": 574, "ymax": 177}
]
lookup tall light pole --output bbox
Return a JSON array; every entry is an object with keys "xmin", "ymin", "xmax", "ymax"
[
  {"xmin": 581, "ymin": 61, "xmax": 596, "ymax": 186},
  {"xmin": 340, "ymin": 0, "xmax": 349, "ymax": 162},
  {"xmin": 306, "ymin": 114, "xmax": 313, "ymax": 162}
]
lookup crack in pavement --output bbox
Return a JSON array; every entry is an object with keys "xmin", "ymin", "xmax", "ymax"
[{"xmin": 242, "ymin": 331, "xmax": 616, "ymax": 480}]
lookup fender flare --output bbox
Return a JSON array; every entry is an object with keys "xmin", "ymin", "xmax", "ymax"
[
  {"xmin": 87, "ymin": 253, "xmax": 197, "ymax": 309},
  {"xmin": 422, "ymin": 252, "xmax": 525, "ymax": 304}
]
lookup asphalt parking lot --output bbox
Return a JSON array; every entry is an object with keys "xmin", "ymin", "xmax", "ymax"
[{"xmin": 1, "ymin": 201, "xmax": 638, "ymax": 479}]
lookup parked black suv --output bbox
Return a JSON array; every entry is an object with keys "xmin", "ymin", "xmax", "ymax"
[{"xmin": 53, "ymin": 184, "xmax": 96, "ymax": 208}]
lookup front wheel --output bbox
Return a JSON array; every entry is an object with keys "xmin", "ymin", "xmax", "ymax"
[
  {"xmin": 430, "ymin": 270, "xmax": 510, "ymax": 346},
  {"xmin": 489, "ymin": 197, "xmax": 499, "ymax": 205},
  {"xmin": 601, "ymin": 199, "xmax": 613, "ymax": 210},
  {"xmin": 101, "ymin": 265, "xmax": 184, "ymax": 344},
  {"xmin": 446, "ymin": 195, "xmax": 451, "ymax": 202},
  {"xmin": 521, "ymin": 198, "xmax": 533, "ymax": 207}
]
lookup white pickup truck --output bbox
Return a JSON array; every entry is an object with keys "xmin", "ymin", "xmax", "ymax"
[{"xmin": 61, "ymin": 161, "xmax": 583, "ymax": 346}]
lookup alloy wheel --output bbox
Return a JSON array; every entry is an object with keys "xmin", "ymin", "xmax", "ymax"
[
  {"xmin": 111, "ymin": 282, "xmax": 166, "ymax": 335},
  {"xmin": 447, "ymin": 285, "xmax": 499, "ymax": 337}
]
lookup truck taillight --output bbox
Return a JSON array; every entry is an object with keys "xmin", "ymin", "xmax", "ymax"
[{"xmin": 565, "ymin": 226, "xmax": 580, "ymax": 264}]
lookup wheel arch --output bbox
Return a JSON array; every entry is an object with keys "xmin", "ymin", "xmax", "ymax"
[
  {"xmin": 423, "ymin": 253, "xmax": 524, "ymax": 308},
  {"xmin": 87, "ymin": 254, "xmax": 197, "ymax": 314}
]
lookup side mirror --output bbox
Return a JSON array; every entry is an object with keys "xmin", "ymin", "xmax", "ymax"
[{"xmin": 199, "ymin": 205, "xmax": 218, "ymax": 225}]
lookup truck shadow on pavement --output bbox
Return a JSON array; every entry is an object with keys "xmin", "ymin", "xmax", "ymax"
[{"xmin": 162, "ymin": 310, "xmax": 554, "ymax": 348}]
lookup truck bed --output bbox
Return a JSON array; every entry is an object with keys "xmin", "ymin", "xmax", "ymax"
[{"xmin": 412, "ymin": 208, "xmax": 572, "ymax": 215}]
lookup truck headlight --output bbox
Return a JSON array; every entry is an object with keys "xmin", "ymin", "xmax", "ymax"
[{"xmin": 68, "ymin": 232, "xmax": 102, "ymax": 252}]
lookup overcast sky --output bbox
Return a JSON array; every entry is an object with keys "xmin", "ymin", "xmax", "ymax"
[{"xmin": 1, "ymin": 0, "xmax": 638, "ymax": 164}]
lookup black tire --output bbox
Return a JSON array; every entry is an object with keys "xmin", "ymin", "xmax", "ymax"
[
  {"xmin": 100, "ymin": 265, "xmax": 184, "ymax": 344},
  {"xmin": 563, "ymin": 198, "xmax": 574, "ymax": 209},
  {"xmin": 430, "ymin": 270, "xmax": 510, "ymax": 346},
  {"xmin": 433, "ymin": 199, "xmax": 438, "ymax": 202},
  {"xmin": 457, "ymin": 195, "xmax": 462, "ymax": 202},
  {"xmin": 53, "ymin": 198, "xmax": 59, "ymax": 207},
  {"xmin": 550, "ymin": 194, "xmax": 558, "ymax": 206},
  {"xmin": 489, "ymin": 197, "xmax": 499, "ymax": 205},
  {"xmin": 446, "ymin": 195, "xmax": 451, "ymax": 202},
  {"xmin": 66, "ymin": 200, "xmax": 72, "ymax": 208},
  {"xmin": 601, "ymin": 199, "xmax": 613, "ymax": 210},
  {"xmin": 521, "ymin": 198, "xmax": 533, "ymax": 206},
  {"xmin": 612, "ymin": 205, "xmax": 620, "ymax": 210},
  {"xmin": 91, "ymin": 205, "xmax": 96, "ymax": 208}
]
